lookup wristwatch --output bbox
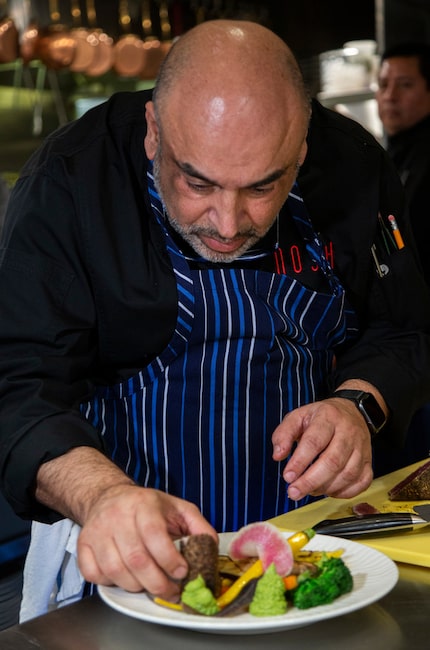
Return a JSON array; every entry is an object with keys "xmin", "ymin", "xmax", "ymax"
[{"xmin": 332, "ymin": 389, "xmax": 388, "ymax": 436}]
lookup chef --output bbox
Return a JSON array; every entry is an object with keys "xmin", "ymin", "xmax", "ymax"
[{"xmin": 1, "ymin": 20, "xmax": 430, "ymax": 615}]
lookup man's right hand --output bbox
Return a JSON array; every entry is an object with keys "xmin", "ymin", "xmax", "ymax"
[
  {"xmin": 36, "ymin": 448, "xmax": 217, "ymax": 601},
  {"xmin": 78, "ymin": 484, "xmax": 217, "ymax": 599}
]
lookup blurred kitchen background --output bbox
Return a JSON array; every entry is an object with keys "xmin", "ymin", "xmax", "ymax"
[
  {"xmin": 1, "ymin": 0, "xmax": 430, "ymax": 174},
  {"xmin": 0, "ymin": 0, "xmax": 429, "ymax": 630}
]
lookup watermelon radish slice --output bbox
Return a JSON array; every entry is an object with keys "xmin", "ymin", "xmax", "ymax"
[{"xmin": 228, "ymin": 522, "xmax": 294, "ymax": 577}]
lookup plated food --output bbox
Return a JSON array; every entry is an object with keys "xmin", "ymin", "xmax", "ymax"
[
  {"xmin": 98, "ymin": 527, "xmax": 399, "ymax": 634},
  {"xmin": 155, "ymin": 522, "xmax": 353, "ymax": 618}
]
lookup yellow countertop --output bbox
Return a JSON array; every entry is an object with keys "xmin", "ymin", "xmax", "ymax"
[{"xmin": 269, "ymin": 459, "xmax": 430, "ymax": 568}]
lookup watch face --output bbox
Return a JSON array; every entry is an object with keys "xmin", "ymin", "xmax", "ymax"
[
  {"xmin": 358, "ymin": 393, "xmax": 387, "ymax": 433},
  {"xmin": 333, "ymin": 390, "xmax": 387, "ymax": 435}
]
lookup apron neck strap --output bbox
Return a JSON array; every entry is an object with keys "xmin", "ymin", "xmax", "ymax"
[{"xmin": 287, "ymin": 182, "xmax": 341, "ymax": 295}]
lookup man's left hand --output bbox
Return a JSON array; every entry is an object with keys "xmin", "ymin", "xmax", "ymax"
[{"xmin": 272, "ymin": 396, "xmax": 374, "ymax": 500}]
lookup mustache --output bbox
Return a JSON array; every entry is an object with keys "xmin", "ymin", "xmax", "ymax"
[{"xmin": 177, "ymin": 225, "xmax": 257, "ymax": 241}]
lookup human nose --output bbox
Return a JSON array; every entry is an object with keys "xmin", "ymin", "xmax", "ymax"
[
  {"xmin": 380, "ymin": 82, "xmax": 397, "ymax": 100},
  {"xmin": 209, "ymin": 190, "xmax": 245, "ymax": 238}
]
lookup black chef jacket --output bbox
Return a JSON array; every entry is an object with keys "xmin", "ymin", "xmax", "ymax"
[{"xmin": 1, "ymin": 93, "xmax": 430, "ymax": 521}]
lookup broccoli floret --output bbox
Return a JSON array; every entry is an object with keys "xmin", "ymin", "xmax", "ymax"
[{"xmin": 292, "ymin": 556, "xmax": 353, "ymax": 609}]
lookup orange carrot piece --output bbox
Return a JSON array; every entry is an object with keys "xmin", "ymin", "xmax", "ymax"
[{"xmin": 283, "ymin": 574, "xmax": 299, "ymax": 591}]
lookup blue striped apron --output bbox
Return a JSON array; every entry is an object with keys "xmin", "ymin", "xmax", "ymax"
[{"xmin": 81, "ymin": 171, "xmax": 358, "ymax": 532}]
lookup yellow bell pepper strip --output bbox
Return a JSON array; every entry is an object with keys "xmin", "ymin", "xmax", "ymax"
[
  {"xmin": 152, "ymin": 596, "xmax": 183, "ymax": 611},
  {"xmin": 216, "ymin": 559, "xmax": 264, "ymax": 608},
  {"xmin": 286, "ymin": 528, "xmax": 315, "ymax": 556}
]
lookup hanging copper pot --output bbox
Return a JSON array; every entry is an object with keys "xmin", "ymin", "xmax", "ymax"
[
  {"xmin": 113, "ymin": 0, "xmax": 146, "ymax": 78},
  {"xmin": 0, "ymin": 1, "xmax": 19, "ymax": 63},
  {"xmin": 20, "ymin": 0, "xmax": 43, "ymax": 65},
  {"xmin": 158, "ymin": 0, "xmax": 172, "ymax": 58},
  {"xmin": 139, "ymin": 0, "xmax": 165, "ymax": 81},
  {"xmin": 82, "ymin": 0, "xmax": 114, "ymax": 77},
  {"xmin": 35, "ymin": 0, "xmax": 77, "ymax": 70},
  {"xmin": 69, "ymin": 0, "xmax": 97, "ymax": 73},
  {"xmin": 20, "ymin": 18, "xmax": 40, "ymax": 65}
]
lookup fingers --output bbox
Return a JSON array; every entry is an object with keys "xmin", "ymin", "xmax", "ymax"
[
  {"xmin": 272, "ymin": 399, "xmax": 373, "ymax": 501},
  {"xmin": 78, "ymin": 535, "xmax": 155, "ymax": 594},
  {"xmin": 78, "ymin": 519, "xmax": 185, "ymax": 597},
  {"xmin": 78, "ymin": 544, "xmax": 184, "ymax": 600},
  {"xmin": 287, "ymin": 447, "xmax": 373, "ymax": 500},
  {"xmin": 78, "ymin": 523, "xmax": 184, "ymax": 600},
  {"xmin": 77, "ymin": 486, "xmax": 215, "ymax": 600},
  {"xmin": 272, "ymin": 406, "xmax": 306, "ymax": 462}
]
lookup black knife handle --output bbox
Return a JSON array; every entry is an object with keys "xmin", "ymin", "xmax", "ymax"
[{"xmin": 314, "ymin": 512, "xmax": 414, "ymax": 537}]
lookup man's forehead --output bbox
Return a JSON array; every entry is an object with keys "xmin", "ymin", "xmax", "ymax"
[
  {"xmin": 381, "ymin": 56, "xmax": 421, "ymax": 77},
  {"xmin": 172, "ymin": 158, "xmax": 291, "ymax": 189},
  {"xmin": 159, "ymin": 126, "xmax": 305, "ymax": 190}
]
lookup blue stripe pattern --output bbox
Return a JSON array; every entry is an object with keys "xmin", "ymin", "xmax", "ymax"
[{"xmin": 80, "ymin": 169, "xmax": 358, "ymax": 532}]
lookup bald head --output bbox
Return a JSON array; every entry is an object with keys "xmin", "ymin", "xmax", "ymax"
[
  {"xmin": 153, "ymin": 20, "xmax": 310, "ymax": 123},
  {"xmin": 144, "ymin": 21, "xmax": 311, "ymax": 263}
]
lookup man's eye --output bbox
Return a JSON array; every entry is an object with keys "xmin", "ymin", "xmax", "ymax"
[
  {"xmin": 187, "ymin": 180, "xmax": 212, "ymax": 192},
  {"xmin": 251, "ymin": 185, "xmax": 273, "ymax": 195}
]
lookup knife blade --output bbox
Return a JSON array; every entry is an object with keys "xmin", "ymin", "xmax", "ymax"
[{"xmin": 313, "ymin": 504, "xmax": 430, "ymax": 538}]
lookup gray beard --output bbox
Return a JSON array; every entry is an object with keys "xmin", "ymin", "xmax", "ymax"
[{"xmin": 152, "ymin": 152, "xmax": 272, "ymax": 263}]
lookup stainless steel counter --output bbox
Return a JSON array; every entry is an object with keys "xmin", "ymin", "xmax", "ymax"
[{"xmin": 0, "ymin": 562, "xmax": 429, "ymax": 649}]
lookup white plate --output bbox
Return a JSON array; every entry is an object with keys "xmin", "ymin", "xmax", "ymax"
[{"xmin": 98, "ymin": 531, "xmax": 399, "ymax": 635}]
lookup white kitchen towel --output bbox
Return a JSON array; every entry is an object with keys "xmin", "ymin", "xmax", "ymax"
[{"xmin": 19, "ymin": 518, "xmax": 85, "ymax": 622}]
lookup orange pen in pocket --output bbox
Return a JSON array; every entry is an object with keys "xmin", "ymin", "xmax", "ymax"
[{"xmin": 388, "ymin": 214, "xmax": 405, "ymax": 250}]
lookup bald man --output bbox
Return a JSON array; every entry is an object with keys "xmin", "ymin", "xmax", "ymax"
[{"xmin": 1, "ymin": 21, "xmax": 430, "ymax": 616}]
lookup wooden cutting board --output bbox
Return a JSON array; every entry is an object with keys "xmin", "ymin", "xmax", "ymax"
[{"xmin": 269, "ymin": 459, "xmax": 430, "ymax": 567}]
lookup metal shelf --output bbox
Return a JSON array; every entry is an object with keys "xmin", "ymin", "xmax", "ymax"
[{"xmin": 317, "ymin": 87, "xmax": 376, "ymax": 108}]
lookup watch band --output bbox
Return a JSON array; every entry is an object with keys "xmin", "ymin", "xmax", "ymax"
[{"xmin": 332, "ymin": 389, "xmax": 387, "ymax": 436}]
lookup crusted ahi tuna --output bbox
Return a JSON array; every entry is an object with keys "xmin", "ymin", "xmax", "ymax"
[
  {"xmin": 180, "ymin": 534, "xmax": 221, "ymax": 597},
  {"xmin": 388, "ymin": 459, "xmax": 430, "ymax": 501}
]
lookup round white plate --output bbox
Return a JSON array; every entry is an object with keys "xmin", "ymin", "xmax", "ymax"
[{"xmin": 98, "ymin": 531, "xmax": 398, "ymax": 635}]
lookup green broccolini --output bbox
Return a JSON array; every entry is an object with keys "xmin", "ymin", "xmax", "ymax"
[{"xmin": 292, "ymin": 555, "xmax": 353, "ymax": 609}]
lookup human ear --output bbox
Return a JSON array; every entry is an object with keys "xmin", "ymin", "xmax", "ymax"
[
  {"xmin": 144, "ymin": 101, "xmax": 159, "ymax": 160},
  {"xmin": 298, "ymin": 140, "xmax": 308, "ymax": 166}
]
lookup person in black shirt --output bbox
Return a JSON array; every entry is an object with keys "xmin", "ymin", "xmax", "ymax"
[
  {"xmin": 1, "ymin": 21, "xmax": 430, "ymax": 615},
  {"xmin": 376, "ymin": 42, "xmax": 430, "ymax": 285},
  {"xmin": 376, "ymin": 43, "xmax": 430, "ymax": 464}
]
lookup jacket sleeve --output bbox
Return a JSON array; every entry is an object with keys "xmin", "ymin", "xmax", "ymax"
[
  {"xmin": 0, "ymin": 92, "xmax": 174, "ymax": 523},
  {"xmin": 0, "ymin": 164, "xmax": 104, "ymax": 523}
]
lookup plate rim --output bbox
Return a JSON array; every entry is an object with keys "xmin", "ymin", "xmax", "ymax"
[{"xmin": 98, "ymin": 531, "xmax": 399, "ymax": 634}]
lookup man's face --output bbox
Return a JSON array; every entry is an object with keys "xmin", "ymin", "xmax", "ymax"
[
  {"xmin": 144, "ymin": 101, "xmax": 308, "ymax": 263},
  {"xmin": 376, "ymin": 56, "xmax": 430, "ymax": 136}
]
